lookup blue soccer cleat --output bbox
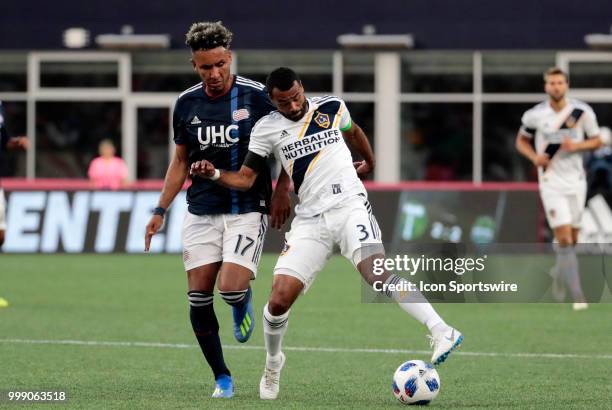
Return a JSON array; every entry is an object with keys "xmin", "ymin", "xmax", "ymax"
[
  {"xmin": 211, "ymin": 374, "xmax": 234, "ymax": 398},
  {"xmin": 232, "ymin": 287, "xmax": 255, "ymax": 343}
]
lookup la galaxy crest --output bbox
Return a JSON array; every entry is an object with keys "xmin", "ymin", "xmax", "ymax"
[{"xmin": 314, "ymin": 112, "xmax": 331, "ymax": 129}]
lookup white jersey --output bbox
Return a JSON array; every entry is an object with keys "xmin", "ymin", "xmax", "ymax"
[
  {"xmin": 249, "ymin": 96, "xmax": 366, "ymax": 216},
  {"xmin": 520, "ymin": 98, "xmax": 599, "ymax": 194}
]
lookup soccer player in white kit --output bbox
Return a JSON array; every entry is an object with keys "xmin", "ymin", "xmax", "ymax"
[
  {"xmin": 191, "ymin": 67, "xmax": 463, "ymax": 399},
  {"xmin": 516, "ymin": 67, "xmax": 602, "ymax": 311}
]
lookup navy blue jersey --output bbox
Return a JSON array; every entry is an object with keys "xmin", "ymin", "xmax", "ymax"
[{"xmin": 173, "ymin": 76, "xmax": 275, "ymax": 215}]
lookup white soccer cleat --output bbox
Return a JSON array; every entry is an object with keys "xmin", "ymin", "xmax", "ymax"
[
  {"xmin": 428, "ymin": 326, "xmax": 463, "ymax": 366},
  {"xmin": 572, "ymin": 302, "xmax": 588, "ymax": 311},
  {"xmin": 259, "ymin": 352, "xmax": 285, "ymax": 400}
]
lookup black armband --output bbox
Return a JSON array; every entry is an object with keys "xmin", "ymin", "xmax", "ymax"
[
  {"xmin": 153, "ymin": 207, "xmax": 166, "ymax": 217},
  {"xmin": 243, "ymin": 150, "xmax": 267, "ymax": 173}
]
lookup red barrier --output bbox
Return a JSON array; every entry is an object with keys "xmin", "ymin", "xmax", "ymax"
[{"xmin": 1, "ymin": 178, "xmax": 539, "ymax": 192}]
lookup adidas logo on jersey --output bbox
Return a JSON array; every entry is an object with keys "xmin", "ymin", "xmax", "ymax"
[
  {"xmin": 280, "ymin": 130, "xmax": 290, "ymax": 138},
  {"xmin": 190, "ymin": 116, "xmax": 201, "ymax": 125}
]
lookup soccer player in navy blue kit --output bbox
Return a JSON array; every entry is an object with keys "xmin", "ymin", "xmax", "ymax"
[{"xmin": 144, "ymin": 22, "xmax": 291, "ymax": 398}]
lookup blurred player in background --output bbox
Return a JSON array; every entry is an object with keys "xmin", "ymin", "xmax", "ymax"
[
  {"xmin": 87, "ymin": 139, "xmax": 128, "ymax": 190},
  {"xmin": 191, "ymin": 67, "xmax": 463, "ymax": 400},
  {"xmin": 0, "ymin": 100, "xmax": 29, "ymax": 308},
  {"xmin": 144, "ymin": 22, "xmax": 291, "ymax": 398},
  {"xmin": 516, "ymin": 67, "xmax": 602, "ymax": 311}
]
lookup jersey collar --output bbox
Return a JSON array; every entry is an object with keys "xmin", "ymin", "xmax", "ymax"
[{"xmin": 203, "ymin": 75, "xmax": 236, "ymax": 100}]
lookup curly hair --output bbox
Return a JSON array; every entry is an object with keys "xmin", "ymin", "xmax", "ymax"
[{"xmin": 185, "ymin": 21, "xmax": 233, "ymax": 51}]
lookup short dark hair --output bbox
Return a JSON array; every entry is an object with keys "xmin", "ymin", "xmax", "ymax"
[
  {"xmin": 185, "ymin": 21, "xmax": 233, "ymax": 51},
  {"xmin": 266, "ymin": 67, "xmax": 301, "ymax": 94},
  {"xmin": 543, "ymin": 67, "xmax": 569, "ymax": 82}
]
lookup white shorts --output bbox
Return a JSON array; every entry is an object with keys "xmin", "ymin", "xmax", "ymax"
[
  {"xmin": 181, "ymin": 211, "xmax": 268, "ymax": 276},
  {"xmin": 540, "ymin": 187, "xmax": 586, "ymax": 229},
  {"xmin": 274, "ymin": 194, "xmax": 384, "ymax": 292},
  {"xmin": 0, "ymin": 189, "xmax": 6, "ymax": 231}
]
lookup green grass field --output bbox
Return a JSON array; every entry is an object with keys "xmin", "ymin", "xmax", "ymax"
[{"xmin": 1, "ymin": 254, "xmax": 612, "ymax": 409}]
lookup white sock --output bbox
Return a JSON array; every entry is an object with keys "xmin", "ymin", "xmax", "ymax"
[
  {"xmin": 263, "ymin": 303, "xmax": 289, "ymax": 362},
  {"xmin": 384, "ymin": 274, "xmax": 446, "ymax": 331},
  {"xmin": 556, "ymin": 245, "xmax": 585, "ymax": 302}
]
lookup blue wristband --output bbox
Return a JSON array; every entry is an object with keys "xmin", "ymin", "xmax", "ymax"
[{"xmin": 153, "ymin": 207, "xmax": 166, "ymax": 217}]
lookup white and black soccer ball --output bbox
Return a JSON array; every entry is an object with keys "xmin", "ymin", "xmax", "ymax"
[{"xmin": 392, "ymin": 360, "xmax": 440, "ymax": 405}]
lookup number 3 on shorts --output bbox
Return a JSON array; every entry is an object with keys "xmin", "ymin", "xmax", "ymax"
[
  {"xmin": 356, "ymin": 224, "xmax": 369, "ymax": 241},
  {"xmin": 234, "ymin": 234, "xmax": 255, "ymax": 256}
]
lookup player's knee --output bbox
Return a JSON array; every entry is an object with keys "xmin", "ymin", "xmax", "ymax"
[
  {"xmin": 187, "ymin": 291, "xmax": 218, "ymax": 334},
  {"xmin": 267, "ymin": 294, "xmax": 292, "ymax": 316},
  {"xmin": 557, "ymin": 236, "xmax": 573, "ymax": 247},
  {"xmin": 217, "ymin": 264, "xmax": 252, "ymax": 292},
  {"xmin": 0, "ymin": 230, "xmax": 5, "ymax": 247},
  {"xmin": 186, "ymin": 264, "xmax": 220, "ymax": 292}
]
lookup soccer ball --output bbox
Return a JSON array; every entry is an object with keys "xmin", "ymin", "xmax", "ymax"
[{"xmin": 392, "ymin": 360, "xmax": 440, "ymax": 405}]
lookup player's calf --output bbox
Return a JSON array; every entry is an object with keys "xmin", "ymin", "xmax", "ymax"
[{"xmin": 187, "ymin": 291, "xmax": 233, "ymax": 397}]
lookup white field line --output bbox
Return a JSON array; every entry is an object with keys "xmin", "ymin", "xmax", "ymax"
[{"xmin": 1, "ymin": 338, "xmax": 611, "ymax": 361}]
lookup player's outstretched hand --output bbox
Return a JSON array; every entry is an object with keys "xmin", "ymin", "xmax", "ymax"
[
  {"xmin": 532, "ymin": 153, "xmax": 550, "ymax": 167},
  {"xmin": 190, "ymin": 160, "xmax": 216, "ymax": 178},
  {"xmin": 270, "ymin": 189, "xmax": 292, "ymax": 230},
  {"xmin": 145, "ymin": 215, "xmax": 163, "ymax": 252},
  {"xmin": 353, "ymin": 160, "xmax": 373, "ymax": 179},
  {"xmin": 561, "ymin": 137, "xmax": 577, "ymax": 153}
]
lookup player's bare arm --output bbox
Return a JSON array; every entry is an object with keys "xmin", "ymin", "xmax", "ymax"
[
  {"xmin": 145, "ymin": 143, "xmax": 189, "ymax": 251},
  {"xmin": 560, "ymin": 135, "xmax": 602, "ymax": 153},
  {"xmin": 515, "ymin": 132, "xmax": 549, "ymax": 167},
  {"xmin": 191, "ymin": 157, "xmax": 259, "ymax": 191},
  {"xmin": 341, "ymin": 122, "xmax": 376, "ymax": 177},
  {"xmin": 270, "ymin": 168, "xmax": 292, "ymax": 230}
]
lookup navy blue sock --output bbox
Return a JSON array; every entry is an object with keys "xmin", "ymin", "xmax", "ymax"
[{"xmin": 188, "ymin": 291, "xmax": 230, "ymax": 379}]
